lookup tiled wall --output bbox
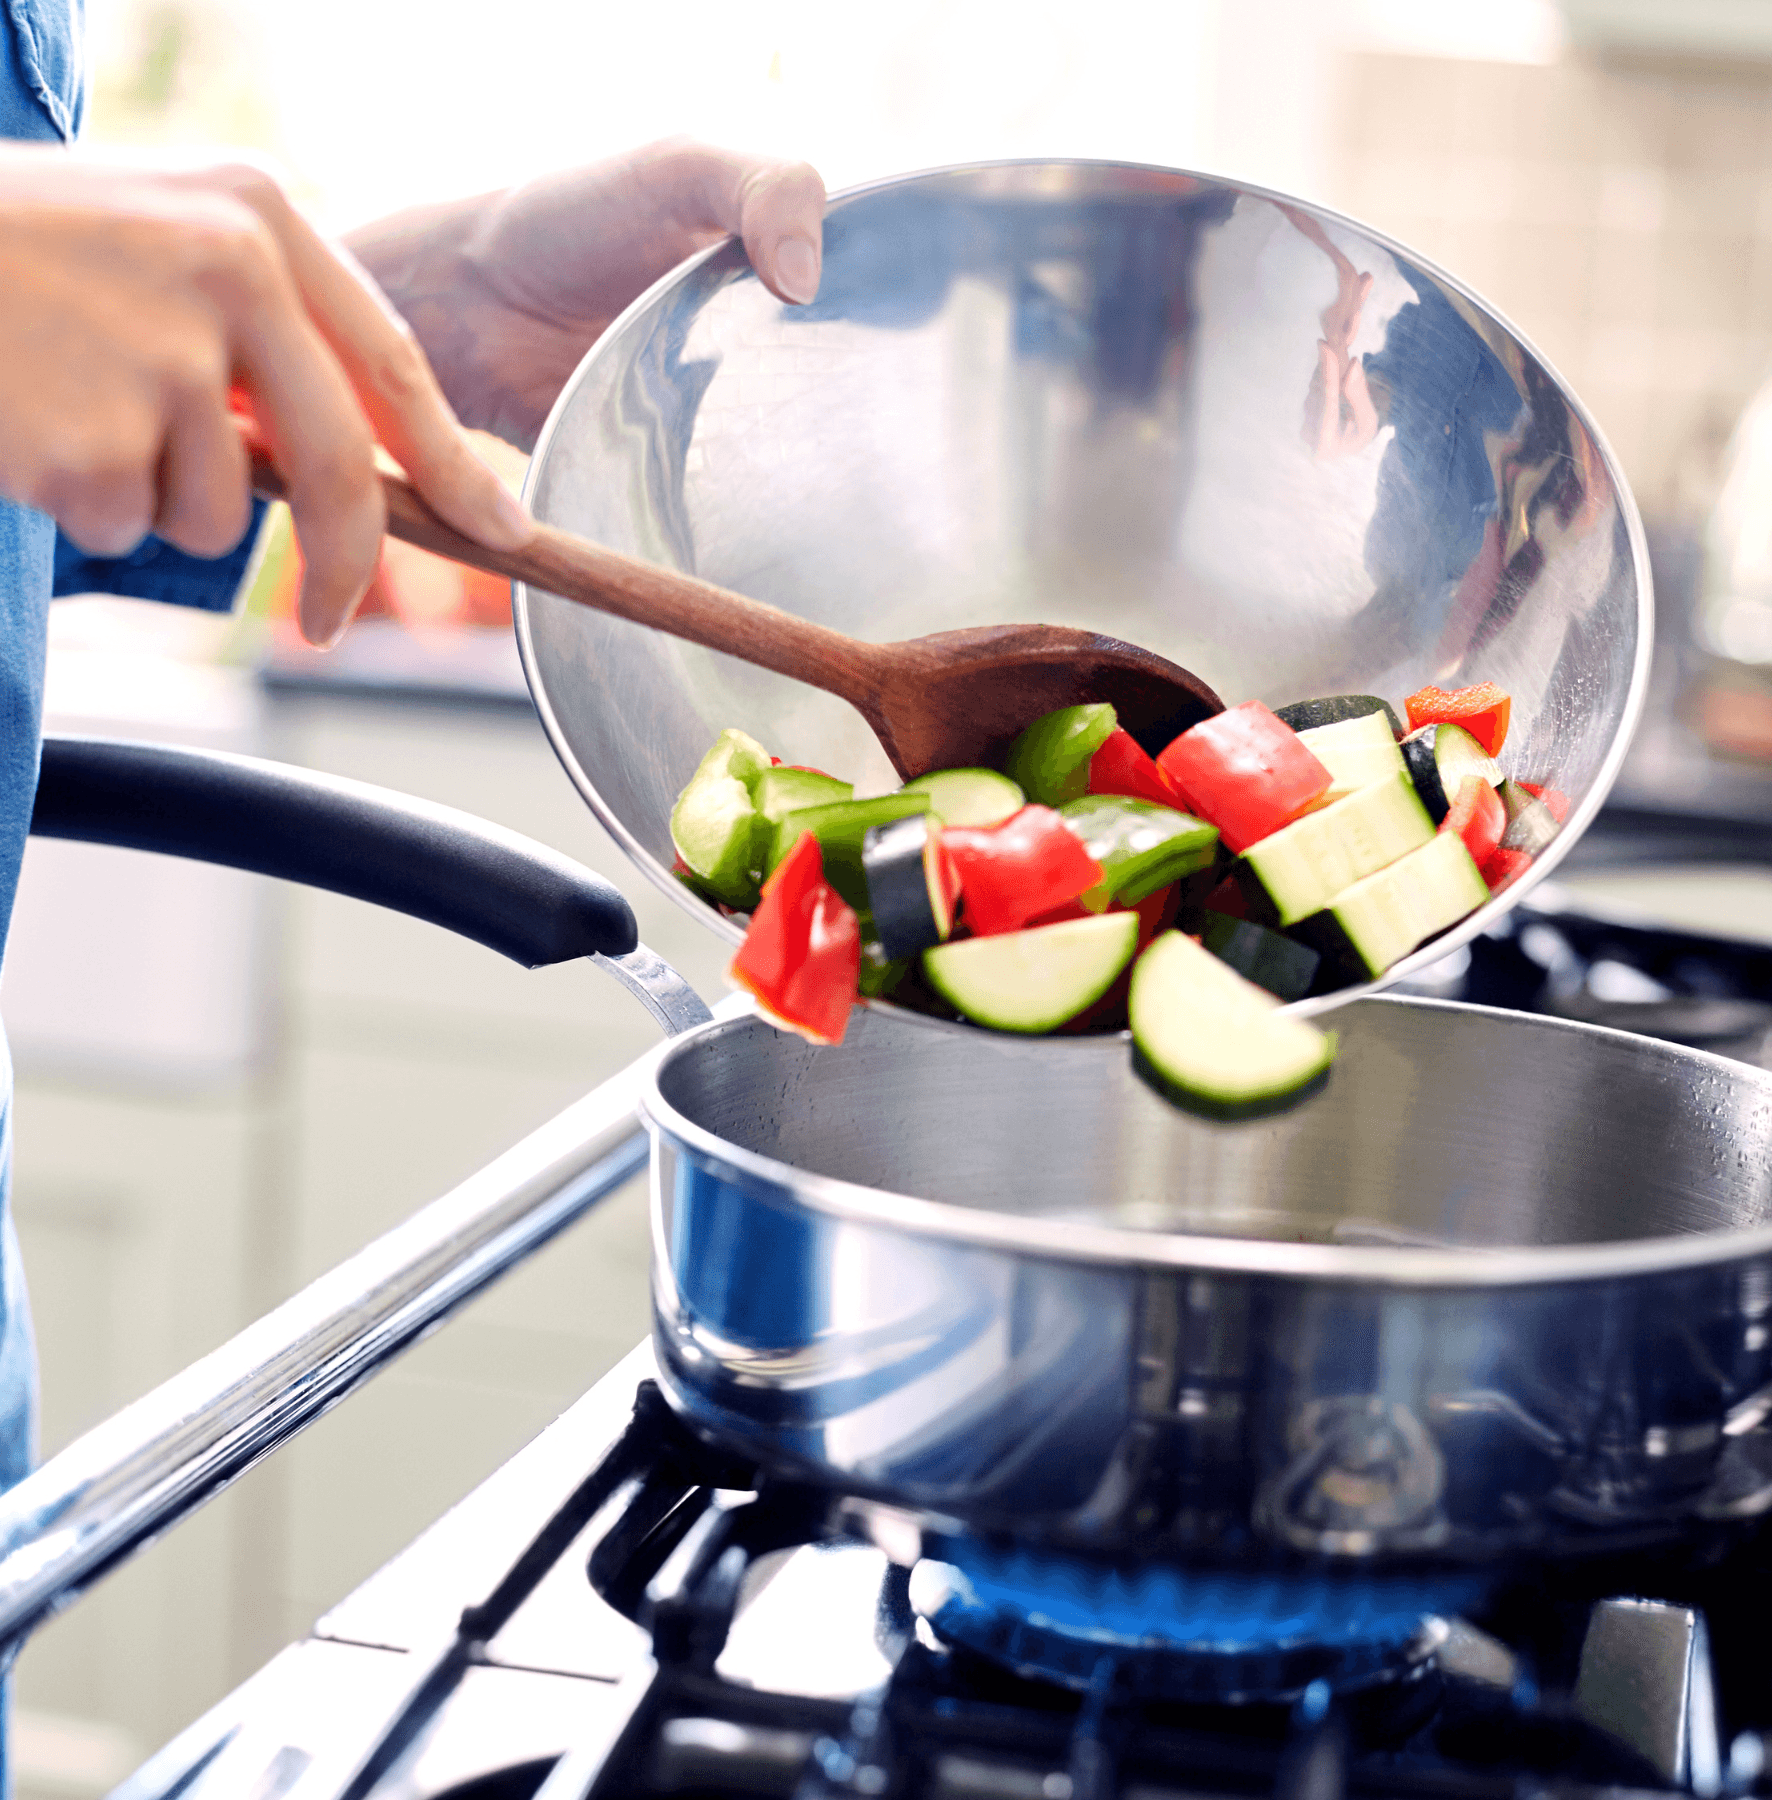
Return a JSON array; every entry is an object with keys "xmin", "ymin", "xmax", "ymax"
[{"xmin": 1327, "ymin": 50, "xmax": 1772, "ymax": 527}]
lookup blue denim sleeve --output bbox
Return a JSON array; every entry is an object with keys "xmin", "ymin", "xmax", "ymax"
[
  {"xmin": 50, "ymin": 502, "xmax": 268, "ymax": 611},
  {"xmin": 0, "ymin": 0, "xmax": 84, "ymax": 140}
]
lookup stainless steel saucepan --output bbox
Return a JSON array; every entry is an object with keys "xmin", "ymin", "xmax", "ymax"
[{"xmin": 0, "ymin": 735, "xmax": 1769, "ymax": 1664}]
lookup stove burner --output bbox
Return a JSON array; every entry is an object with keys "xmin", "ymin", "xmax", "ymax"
[{"xmin": 909, "ymin": 1541, "xmax": 1486, "ymax": 1704}]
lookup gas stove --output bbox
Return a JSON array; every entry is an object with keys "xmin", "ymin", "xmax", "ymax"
[
  {"xmin": 109, "ymin": 889, "xmax": 1772, "ymax": 1800},
  {"xmin": 111, "ymin": 1339, "xmax": 1772, "ymax": 1800}
]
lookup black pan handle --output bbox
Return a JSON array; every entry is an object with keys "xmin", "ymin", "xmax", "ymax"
[{"xmin": 30, "ymin": 735, "xmax": 638, "ymax": 968}]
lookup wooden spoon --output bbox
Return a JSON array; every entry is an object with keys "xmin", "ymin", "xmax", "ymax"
[{"xmin": 255, "ymin": 459, "xmax": 1224, "ymax": 778}]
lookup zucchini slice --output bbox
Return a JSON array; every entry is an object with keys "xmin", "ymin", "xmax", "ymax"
[
  {"xmin": 1399, "ymin": 723, "xmax": 1502, "ymax": 823},
  {"xmin": 1238, "ymin": 773, "xmax": 1434, "ymax": 927},
  {"xmin": 900, "ymin": 767, "xmax": 1024, "ymax": 827},
  {"xmin": 1295, "ymin": 711, "xmax": 1408, "ymax": 802},
  {"xmin": 1294, "ymin": 829, "xmax": 1490, "ymax": 981},
  {"xmin": 768, "ymin": 793, "xmax": 931, "ymax": 914},
  {"xmin": 1275, "ymin": 694, "xmax": 1404, "ymax": 738},
  {"xmin": 863, "ymin": 814, "xmax": 958, "ymax": 960},
  {"xmin": 1193, "ymin": 911, "xmax": 1320, "ymax": 1001},
  {"xmin": 923, "ymin": 912, "xmax": 1139, "ymax": 1033},
  {"xmin": 1130, "ymin": 931, "xmax": 1335, "ymax": 1120}
]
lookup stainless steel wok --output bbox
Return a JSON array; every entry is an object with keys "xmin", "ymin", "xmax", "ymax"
[
  {"xmin": 515, "ymin": 159, "xmax": 1652, "ymax": 1014},
  {"xmin": 0, "ymin": 736, "xmax": 1769, "ymax": 1662}
]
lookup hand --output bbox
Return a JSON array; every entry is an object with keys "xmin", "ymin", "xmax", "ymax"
[
  {"xmin": 0, "ymin": 149, "xmax": 530, "ymax": 645},
  {"xmin": 347, "ymin": 139, "xmax": 827, "ymax": 450}
]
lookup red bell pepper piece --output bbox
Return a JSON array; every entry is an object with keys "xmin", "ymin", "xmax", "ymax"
[
  {"xmin": 1088, "ymin": 728, "xmax": 1193, "ymax": 810},
  {"xmin": 1519, "ymin": 780, "xmax": 1570, "ymax": 824},
  {"xmin": 1480, "ymin": 846, "xmax": 1534, "ymax": 893},
  {"xmin": 1155, "ymin": 702, "xmax": 1331, "ymax": 854},
  {"xmin": 944, "ymin": 805, "xmax": 1104, "ymax": 938},
  {"xmin": 728, "ymin": 831, "xmax": 861, "ymax": 1045},
  {"xmin": 1440, "ymin": 776, "xmax": 1507, "ymax": 868},
  {"xmin": 1404, "ymin": 682, "xmax": 1512, "ymax": 756}
]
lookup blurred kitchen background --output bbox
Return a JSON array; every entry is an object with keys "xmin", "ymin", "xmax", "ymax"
[{"xmin": 14, "ymin": 0, "xmax": 1772, "ymax": 1790}]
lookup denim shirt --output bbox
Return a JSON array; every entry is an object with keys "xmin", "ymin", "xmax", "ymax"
[{"xmin": 0, "ymin": 0, "xmax": 263, "ymax": 1680}]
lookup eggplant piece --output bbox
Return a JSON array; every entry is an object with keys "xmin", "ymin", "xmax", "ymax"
[
  {"xmin": 862, "ymin": 813, "xmax": 958, "ymax": 961},
  {"xmin": 1399, "ymin": 723, "xmax": 1503, "ymax": 823},
  {"xmin": 1275, "ymin": 694, "xmax": 1404, "ymax": 738},
  {"xmin": 1191, "ymin": 910, "xmax": 1320, "ymax": 1001}
]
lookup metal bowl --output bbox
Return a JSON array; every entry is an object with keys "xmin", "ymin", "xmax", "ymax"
[{"xmin": 516, "ymin": 160, "xmax": 1651, "ymax": 1014}]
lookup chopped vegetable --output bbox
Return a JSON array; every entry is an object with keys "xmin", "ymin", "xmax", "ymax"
[
  {"xmin": 1192, "ymin": 910, "xmax": 1321, "ymax": 1001},
  {"xmin": 863, "ymin": 814, "xmax": 961, "ymax": 961},
  {"xmin": 1398, "ymin": 722, "xmax": 1503, "ymax": 823},
  {"xmin": 681, "ymin": 662, "xmax": 1524, "ymax": 1090},
  {"xmin": 1481, "ymin": 846, "xmax": 1535, "ymax": 892},
  {"xmin": 670, "ymin": 727, "xmax": 773, "ymax": 907},
  {"xmin": 1294, "ymin": 829, "xmax": 1490, "ymax": 982},
  {"xmin": 1404, "ymin": 682, "xmax": 1512, "ymax": 757},
  {"xmin": 1130, "ymin": 931, "xmax": 1335, "ymax": 1120},
  {"xmin": 1058, "ymin": 796, "xmax": 1219, "ymax": 911},
  {"xmin": 1498, "ymin": 779, "xmax": 1559, "ymax": 854},
  {"xmin": 1275, "ymin": 694, "xmax": 1405, "ymax": 738},
  {"xmin": 1005, "ymin": 704, "xmax": 1119, "ymax": 807},
  {"xmin": 900, "ymin": 766, "xmax": 1024, "ymax": 826},
  {"xmin": 924, "ymin": 912, "xmax": 1139, "ymax": 1033},
  {"xmin": 728, "ymin": 832, "xmax": 861, "ymax": 1044},
  {"xmin": 753, "ymin": 766, "xmax": 854, "ymax": 823},
  {"xmin": 768, "ymin": 793, "xmax": 931, "ymax": 913},
  {"xmin": 1519, "ymin": 781, "xmax": 1570, "ymax": 824},
  {"xmin": 1295, "ymin": 711, "xmax": 1408, "ymax": 803},
  {"xmin": 1156, "ymin": 702, "xmax": 1332, "ymax": 854},
  {"xmin": 943, "ymin": 805, "xmax": 1104, "ymax": 937},
  {"xmin": 1238, "ymin": 773, "xmax": 1435, "ymax": 926},
  {"xmin": 1087, "ymin": 727, "xmax": 1193, "ymax": 809},
  {"xmin": 1440, "ymin": 775, "xmax": 1507, "ymax": 869}
]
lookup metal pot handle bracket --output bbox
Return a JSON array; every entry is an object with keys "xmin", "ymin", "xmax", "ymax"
[{"xmin": 0, "ymin": 735, "xmax": 715, "ymax": 1651}]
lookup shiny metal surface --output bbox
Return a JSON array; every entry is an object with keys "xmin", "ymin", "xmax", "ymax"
[
  {"xmin": 642, "ymin": 998, "xmax": 1772, "ymax": 1561},
  {"xmin": 1574, "ymin": 1599, "xmax": 1721, "ymax": 1792},
  {"xmin": 0, "ymin": 1042, "xmax": 664, "ymax": 1650},
  {"xmin": 518, "ymin": 160, "xmax": 1651, "ymax": 1015}
]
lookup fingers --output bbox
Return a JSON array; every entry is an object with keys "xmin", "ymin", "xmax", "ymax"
[
  {"xmin": 688, "ymin": 148, "xmax": 826, "ymax": 306},
  {"xmin": 230, "ymin": 284, "xmax": 385, "ymax": 646},
  {"xmin": 155, "ymin": 351, "xmax": 253, "ymax": 559},
  {"xmin": 193, "ymin": 165, "xmax": 530, "ymax": 560}
]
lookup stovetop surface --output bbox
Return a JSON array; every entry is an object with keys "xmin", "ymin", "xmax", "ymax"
[{"xmin": 111, "ymin": 898, "xmax": 1772, "ymax": 1800}]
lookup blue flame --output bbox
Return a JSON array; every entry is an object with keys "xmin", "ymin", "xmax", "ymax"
[{"xmin": 931, "ymin": 1541, "xmax": 1486, "ymax": 1656}]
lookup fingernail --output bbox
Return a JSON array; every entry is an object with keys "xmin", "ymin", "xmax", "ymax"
[{"xmin": 775, "ymin": 235, "xmax": 820, "ymax": 305}]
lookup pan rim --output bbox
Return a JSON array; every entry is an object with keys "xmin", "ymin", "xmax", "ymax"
[{"xmin": 637, "ymin": 994, "xmax": 1772, "ymax": 1291}]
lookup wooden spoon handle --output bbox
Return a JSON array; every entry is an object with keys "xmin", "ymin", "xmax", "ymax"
[{"xmin": 252, "ymin": 454, "xmax": 881, "ymax": 702}]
